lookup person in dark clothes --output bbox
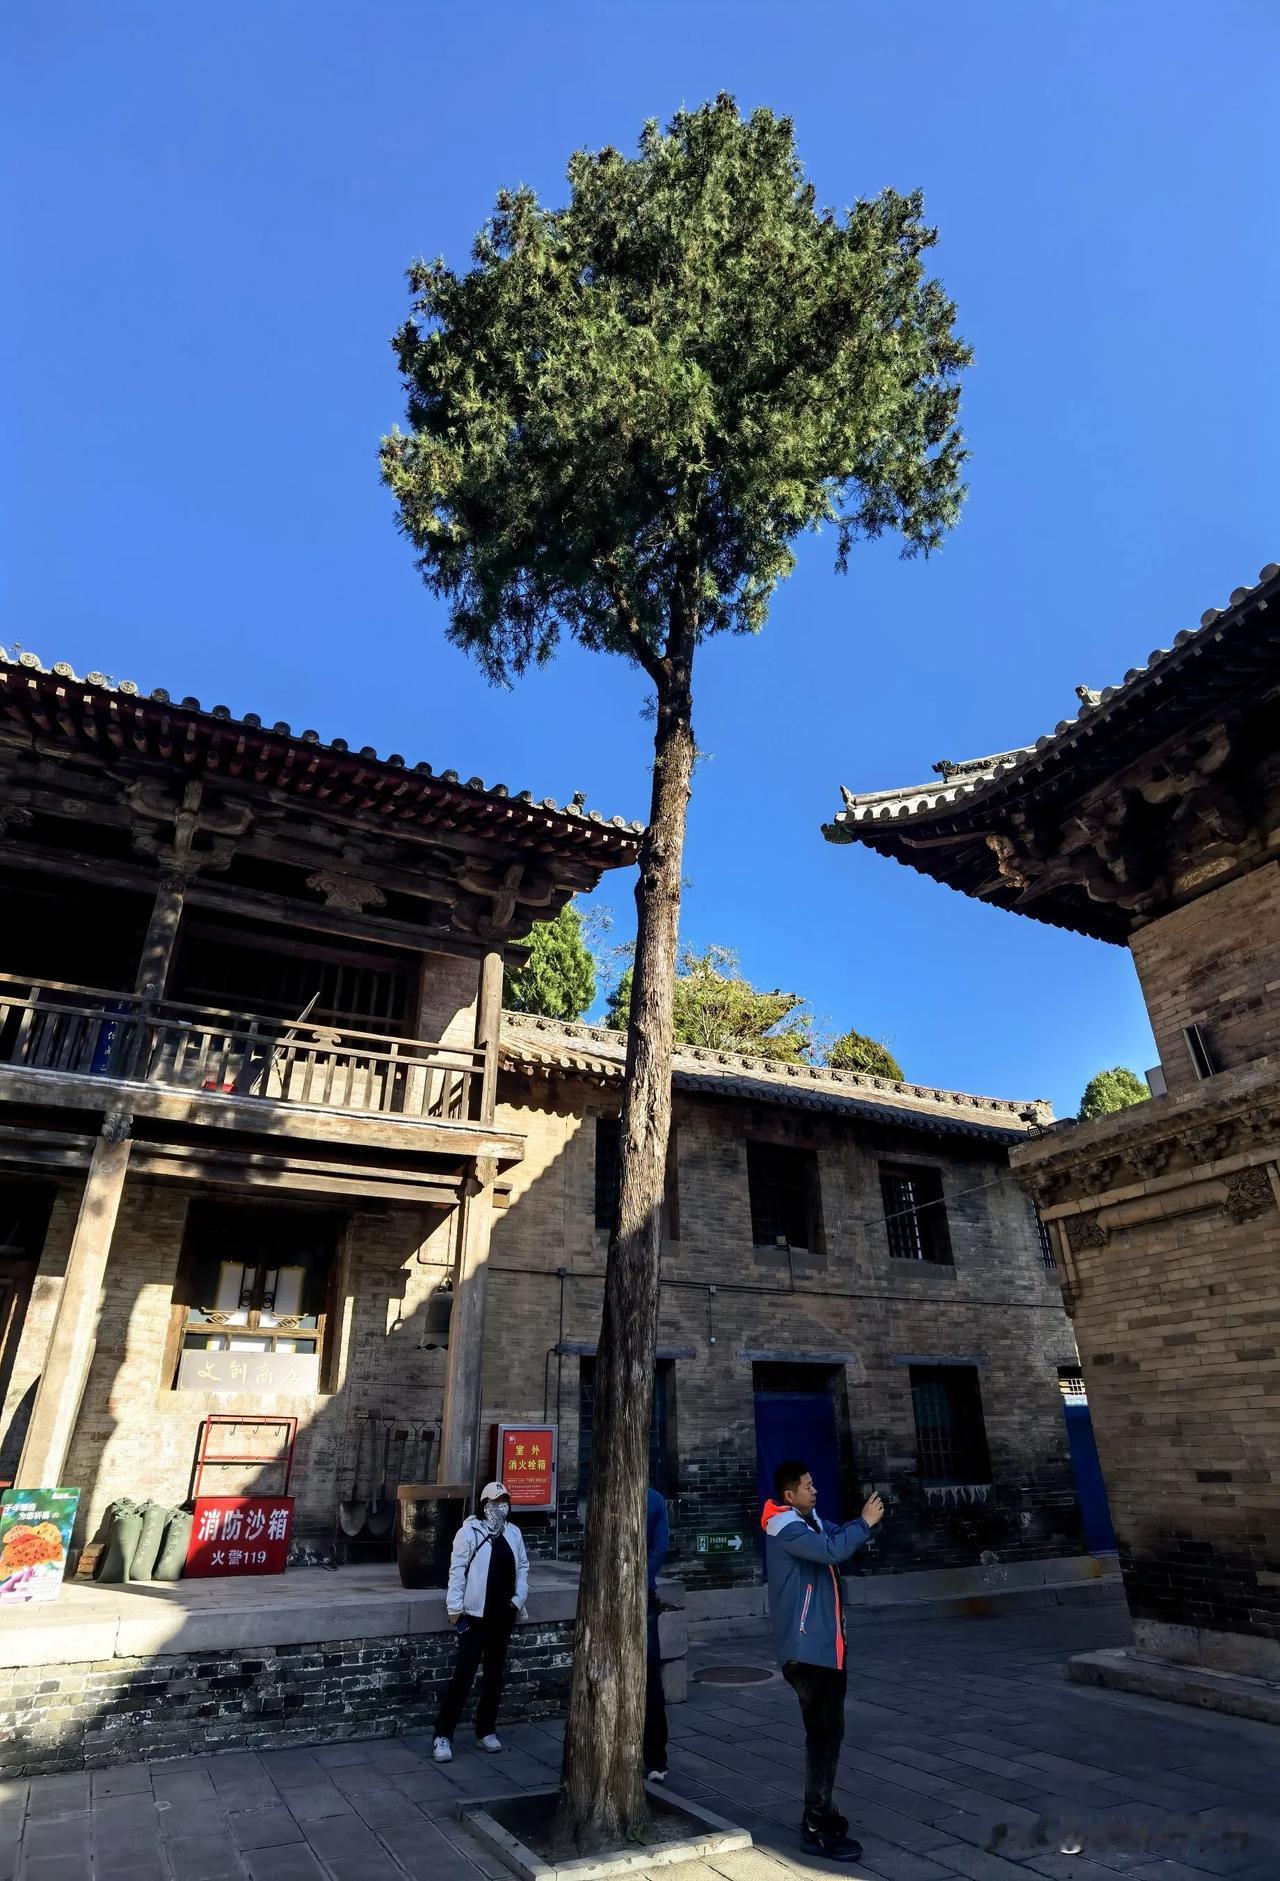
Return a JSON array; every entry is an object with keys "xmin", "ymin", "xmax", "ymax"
[
  {"xmin": 760, "ymin": 1459, "xmax": 884, "ymax": 1860},
  {"xmin": 643, "ymin": 1485, "xmax": 671, "ymax": 1782},
  {"xmin": 433, "ymin": 1480, "xmax": 529, "ymax": 1761}
]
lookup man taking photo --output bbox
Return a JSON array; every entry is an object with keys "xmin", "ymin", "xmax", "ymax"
[{"xmin": 760, "ymin": 1460, "xmax": 885, "ymax": 1861}]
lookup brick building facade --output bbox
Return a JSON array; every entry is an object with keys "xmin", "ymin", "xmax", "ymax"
[
  {"xmin": 487, "ymin": 1014, "xmax": 1083, "ymax": 1587},
  {"xmin": 826, "ymin": 559, "xmax": 1280, "ymax": 1688}
]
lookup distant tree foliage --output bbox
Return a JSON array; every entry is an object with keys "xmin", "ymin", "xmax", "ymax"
[
  {"xmin": 503, "ymin": 904, "xmax": 597, "ymax": 1020},
  {"xmin": 1078, "ymin": 1065, "xmax": 1149, "ymax": 1121},
  {"xmin": 606, "ymin": 945, "xmax": 812, "ymax": 1062},
  {"xmin": 827, "ymin": 1030, "xmax": 904, "ymax": 1080}
]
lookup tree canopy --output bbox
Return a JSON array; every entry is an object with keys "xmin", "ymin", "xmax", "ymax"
[
  {"xmin": 605, "ymin": 945, "xmax": 812, "ymax": 1062},
  {"xmin": 1078, "ymin": 1065, "xmax": 1149, "ymax": 1121},
  {"xmin": 381, "ymin": 93, "xmax": 970, "ymax": 689},
  {"xmin": 827, "ymin": 1029, "xmax": 904, "ymax": 1080},
  {"xmin": 504, "ymin": 903, "xmax": 597, "ymax": 1020}
]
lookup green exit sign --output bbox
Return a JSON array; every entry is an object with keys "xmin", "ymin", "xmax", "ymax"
[{"xmin": 696, "ymin": 1532, "xmax": 745, "ymax": 1555}]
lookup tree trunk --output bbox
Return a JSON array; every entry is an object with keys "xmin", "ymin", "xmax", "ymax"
[{"xmin": 556, "ymin": 644, "xmax": 695, "ymax": 1852}]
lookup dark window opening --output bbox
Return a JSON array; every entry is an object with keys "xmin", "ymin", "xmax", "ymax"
[
  {"xmin": 0, "ymin": 1183, "xmax": 54, "ymax": 1258},
  {"xmin": 0, "ymin": 872, "xmax": 148, "ymax": 992},
  {"xmin": 880, "ymin": 1164, "xmax": 952, "ymax": 1264},
  {"xmin": 578, "ymin": 1357, "xmax": 673, "ymax": 1494},
  {"xmin": 909, "ymin": 1365, "xmax": 990, "ymax": 1484},
  {"xmin": 1058, "ymin": 1366, "xmax": 1087, "ymax": 1401},
  {"xmin": 594, "ymin": 1117, "xmax": 621, "ymax": 1232},
  {"xmin": 594, "ymin": 1117, "xmax": 680, "ymax": 1240},
  {"xmin": 747, "ymin": 1142, "xmax": 818, "ymax": 1249},
  {"xmin": 169, "ymin": 1203, "xmax": 341, "ymax": 1388},
  {"xmin": 171, "ymin": 919, "xmax": 412, "ymax": 1034}
]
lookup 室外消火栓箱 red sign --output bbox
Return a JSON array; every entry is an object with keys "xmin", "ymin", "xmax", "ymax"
[{"xmin": 497, "ymin": 1425, "xmax": 557, "ymax": 1511}]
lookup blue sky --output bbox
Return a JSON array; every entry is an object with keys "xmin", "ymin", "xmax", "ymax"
[{"xmin": 4, "ymin": 2, "xmax": 1277, "ymax": 1116}]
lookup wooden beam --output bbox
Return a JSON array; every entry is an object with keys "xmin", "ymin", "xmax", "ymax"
[
  {"xmin": 16, "ymin": 1116, "xmax": 132, "ymax": 1487},
  {"xmin": 0, "ymin": 1063, "xmax": 526, "ymax": 1164}
]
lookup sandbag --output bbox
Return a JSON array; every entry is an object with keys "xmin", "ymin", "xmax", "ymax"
[
  {"xmin": 94, "ymin": 1499, "xmax": 143, "ymax": 1582},
  {"xmin": 152, "ymin": 1508, "xmax": 193, "ymax": 1582},
  {"xmin": 129, "ymin": 1501, "xmax": 170, "ymax": 1582}
]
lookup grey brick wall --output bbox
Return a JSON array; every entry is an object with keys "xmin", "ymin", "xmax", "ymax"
[{"xmin": 1, "ymin": 1622, "xmax": 573, "ymax": 1776}]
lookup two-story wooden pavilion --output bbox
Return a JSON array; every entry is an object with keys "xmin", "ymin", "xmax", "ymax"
[{"xmin": 0, "ymin": 646, "xmax": 641, "ymax": 1550}]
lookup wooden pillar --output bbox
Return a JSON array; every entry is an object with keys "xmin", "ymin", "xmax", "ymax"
[
  {"xmin": 437, "ymin": 948, "xmax": 504, "ymax": 1495},
  {"xmin": 135, "ymin": 872, "xmax": 187, "ymax": 996},
  {"xmin": 437, "ymin": 1157, "xmax": 497, "ymax": 1499},
  {"xmin": 15, "ymin": 1112, "xmax": 133, "ymax": 1488},
  {"xmin": 475, "ymin": 944, "xmax": 504, "ymax": 1126}
]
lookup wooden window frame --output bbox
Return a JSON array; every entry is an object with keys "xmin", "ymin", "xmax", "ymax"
[
  {"xmin": 165, "ymin": 1202, "xmax": 342, "ymax": 1392},
  {"xmin": 746, "ymin": 1141, "xmax": 819, "ymax": 1251}
]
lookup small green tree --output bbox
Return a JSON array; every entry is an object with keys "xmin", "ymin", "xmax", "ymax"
[
  {"xmin": 504, "ymin": 903, "xmax": 597, "ymax": 1020},
  {"xmin": 383, "ymin": 95, "xmax": 968, "ymax": 1848},
  {"xmin": 1079, "ymin": 1065, "xmax": 1149, "ymax": 1121},
  {"xmin": 606, "ymin": 945, "xmax": 812, "ymax": 1061},
  {"xmin": 828, "ymin": 1029, "xmax": 904, "ymax": 1080}
]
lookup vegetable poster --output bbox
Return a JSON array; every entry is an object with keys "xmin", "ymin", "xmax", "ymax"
[{"xmin": 0, "ymin": 1487, "xmax": 80, "ymax": 1604}]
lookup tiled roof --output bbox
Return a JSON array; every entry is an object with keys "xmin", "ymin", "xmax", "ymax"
[
  {"xmin": 826, "ymin": 560, "xmax": 1279, "ymax": 835},
  {"xmin": 500, "ymin": 1012, "xmax": 1050, "ymax": 1143},
  {"xmin": 0, "ymin": 645, "xmax": 646, "ymax": 853}
]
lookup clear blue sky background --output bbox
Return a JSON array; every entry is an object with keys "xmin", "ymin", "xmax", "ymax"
[{"xmin": 4, "ymin": 3, "xmax": 1277, "ymax": 1116}]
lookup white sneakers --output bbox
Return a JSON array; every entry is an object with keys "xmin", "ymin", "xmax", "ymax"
[{"xmin": 433, "ymin": 1732, "xmax": 502, "ymax": 1759}]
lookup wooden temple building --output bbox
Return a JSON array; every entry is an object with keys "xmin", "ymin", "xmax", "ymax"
[
  {"xmin": 0, "ymin": 644, "xmax": 641, "ymax": 1545},
  {"xmin": 826, "ymin": 559, "xmax": 1280, "ymax": 1707}
]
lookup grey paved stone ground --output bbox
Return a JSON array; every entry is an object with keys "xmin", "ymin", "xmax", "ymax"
[{"xmin": 3, "ymin": 1605, "xmax": 1278, "ymax": 1881}]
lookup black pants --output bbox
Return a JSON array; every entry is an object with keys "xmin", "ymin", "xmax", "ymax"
[
  {"xmin": 643, "ymin": 1600, "xmax": 668, "ymax": 1773},
  {"xmin": 435, "ymin": 1614, "xmax": 513, "ymax": 1739},
  {"xmin": 783, "ymin": 1661, "xmax": 847, "ymax": 1825}
]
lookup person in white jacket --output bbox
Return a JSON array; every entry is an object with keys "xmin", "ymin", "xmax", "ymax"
[{"xmin": 433, "ymin": 1480, "xmax": 529, "ymax": 1760}]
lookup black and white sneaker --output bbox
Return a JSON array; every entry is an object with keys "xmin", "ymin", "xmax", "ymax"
[
  {"xmin": 645, "ymin": 1768, "xmax": 668, "ymax": 1784},
  {"xmin": 801, "ymin": 1819, "xmax": 863, "ymax": 1862}
]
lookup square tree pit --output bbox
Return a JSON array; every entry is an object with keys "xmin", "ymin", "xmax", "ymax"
[{"xmin": 465, "ymin": 1784, "xmax": 752, "ymax": 1880}]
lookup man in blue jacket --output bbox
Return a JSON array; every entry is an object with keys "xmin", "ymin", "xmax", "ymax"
[
  {"xmin": 643, "ymin": 1485, "xmax": 671, "ymax": 1781},
  {"xmin": 761, "ymin": 1460, "xmax": 884, "ymax": 1860}
]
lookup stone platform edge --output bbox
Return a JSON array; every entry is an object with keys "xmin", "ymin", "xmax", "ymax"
[
  {"xmin": 685, "ymin": 1551, "xmax": 1122, "ymax": 1633},
  {"xmin": 0, "ymin": 1576, "xmax": 585, "ymax": 1670},
  {"xmin": 1069, "ymin": 1647, "xmax": 1280, "ymax": 1726}
]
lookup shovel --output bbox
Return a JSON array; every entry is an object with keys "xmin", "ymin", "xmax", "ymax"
[
  {"xmin": 367, "ymin": 1425, "xmax": 407, "ymax": 1538},
  {"xmin": 365, "ymin": 1420, "xmax": 394, "ymax": 1537},
  {"xmin": 338, "ymin": 1412, "xmax": 370, "ymax": 1538}
]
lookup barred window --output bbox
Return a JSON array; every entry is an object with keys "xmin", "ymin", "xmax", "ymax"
[
  {"xmin": 879, "ymin": 1164, "xmax": 952, "ymax": 1264},
  {"xmin": 579, "ymin": 1358, "xmax": 673, "ymax": 1493},
  {"xmin": 909, "ymin": 1365, "xmax": 991, "ymax": 1484},
  {"xmin": 747, "ymin": 1143, "xmax": 818, "ymax": 1250}
]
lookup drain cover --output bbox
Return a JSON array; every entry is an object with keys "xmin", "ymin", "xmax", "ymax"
[{"xmin": 694, "ymin": 1665, "xmax": 772, "ymax": 1685}]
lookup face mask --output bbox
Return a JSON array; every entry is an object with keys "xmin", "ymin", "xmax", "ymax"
[{"xmin": 483, "ymin": 1501, "xmax": 509, "ymax": 1533}]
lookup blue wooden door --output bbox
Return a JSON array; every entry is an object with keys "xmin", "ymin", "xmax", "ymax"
[
  {"xmin": 753, "ymin": 1379, "xmax": 841, "ymax": 1552},
  {"xmin": 1061, "ymin": 1386, "xmax": 1116, "ymax": 1552}
]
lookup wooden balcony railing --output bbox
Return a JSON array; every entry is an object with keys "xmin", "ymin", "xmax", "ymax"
[{"xmin": 0, "ymin": 977, "xmax": 487, "ymax": 1126}]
